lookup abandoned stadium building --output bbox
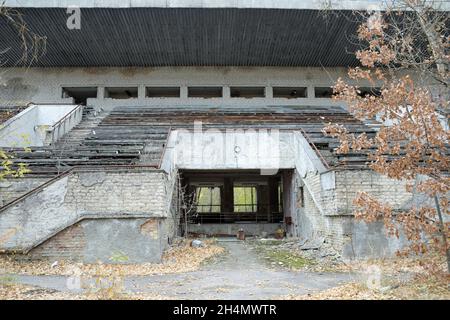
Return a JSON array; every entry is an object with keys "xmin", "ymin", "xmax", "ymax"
[{"xmin": 0, "ymin": 1, "xmax": 431, "ymax": 263}]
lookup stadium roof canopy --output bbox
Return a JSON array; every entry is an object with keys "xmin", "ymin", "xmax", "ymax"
[{"xmin": 0, "ymin": 1, "xmax": 448, "ymax": 67}]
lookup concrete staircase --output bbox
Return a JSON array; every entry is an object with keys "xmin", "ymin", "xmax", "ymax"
[
  {"xmin": 54, "ymin": 106, "xmax": 108, "ymax": 147},
  {"xmin": 6, "ymin": 106, "xmax": 170, "ymax": 177}
]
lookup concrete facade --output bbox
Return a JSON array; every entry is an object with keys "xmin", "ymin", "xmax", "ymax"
[
  {"xmin": 295, "ymin": 170, "xmax": 411, "ymax": 258},
  {"xmin": 28, "ymin": 218, "xmax": 165, "ymax": 263},
  {"xmin": 0, "ymin": 104, "xmax": 82, "ymax": 147},
  {"xmin": 0, "ymin": 122, "xmax": 415, "ymax": 261},
  {"xmin": 0, "ymin": 67, "xmax": 423, "ymax": 264},
  {"xmin": 0, "ymin": 67, "xmax": 370, "ymax": 109},
  {"xmin": 0, "ymin": 2, "xmax": 442, "ymax": 265},
  {"xmin": 0, "ymin": 168, "xmax": 176, "ymax": 263}
]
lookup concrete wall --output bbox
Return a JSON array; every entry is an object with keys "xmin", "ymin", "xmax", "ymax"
[
  {"xmin": 295, "ymin": 170, "xmax": 411, "ymax": 259},
  {"xmin": 302, "ymin": 170, "xmax": 411, "ymax": 217},
  {"xmin": 0, "ymin": 168, "xmax": 173, "ymax": 262},
  {"xmin": 171, "ymin": 129, "xmax": 296, "ymax": 172},
  {"xmin": 2, "ymin": 67, "xmax": 439, "ymax": 110},
  {"xmin": 28, "ymin": 218, "xmax": 165, "ymax": 263},
  {"xmin": 0, "ymin": 67, "xmax": 368, "ymax": 109},
  {"xmin": 0, "ymin": 177, "xmax": 49, "ymax": 207},
  {"xmin": 0, "ymin": 104, "xmax": 82, "ymax": 147}
]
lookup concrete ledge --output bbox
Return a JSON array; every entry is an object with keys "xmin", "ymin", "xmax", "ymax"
[{"xmin": 3, "ymin": 0, "xmax": 389, "ymax": 10}]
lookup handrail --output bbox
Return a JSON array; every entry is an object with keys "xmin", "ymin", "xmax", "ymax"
[
  {"xmin": 50, "ymin": 104, "xmax": 84, "ymax": 145},
  {"xmin": 0, "ymin": 164, "xmax": 161, "ymax": 213},
  {"xmin": 0, "ymin": 167, "xmax": 75, "ymax": 213},
  {"xmin": 51, "ymin": 104, "xmax": 83, "ymax": 129}
]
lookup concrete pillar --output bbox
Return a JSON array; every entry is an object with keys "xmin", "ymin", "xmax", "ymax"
[
  {"xmin": 138, "ymin": 85, "xmax": 146, "ymax": 99},
  {"xmin": 283, "ymin": 170, "xmax": 296, "ymax": 237},
  {"xmin": 265, "ymin": 86, "xmax": 273, "ymax": 99},
  {"xmin": 97, "ymin": 87, "xmax": 105, "ymax": 99},
  {"xmin": 307, "ymin": 85, "xmax": 315, "ymax": 99},
  {"xmin": 268, "ymin": 177, "xmax": 279, "ymax": 220},
  {"xmin": 222, "ymin": 177, "xmax": 234, "ymax": 213},
  {"xmin": 180, "ymin": 86, "xmax": 188, "ymax": 99},
  {"xmin": 223, "ymin": 86, "xmax": 231, "ymax": 99}
]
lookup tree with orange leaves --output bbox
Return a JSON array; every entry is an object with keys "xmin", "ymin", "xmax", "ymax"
[{"xmin": 323, "ymin": 1, "xmax": 449, "ymax": 272}]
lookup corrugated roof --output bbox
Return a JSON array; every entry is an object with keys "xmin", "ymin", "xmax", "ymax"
[{"xmin": 0, "ymin": 8, "xmax": 360, "ymax": 67}]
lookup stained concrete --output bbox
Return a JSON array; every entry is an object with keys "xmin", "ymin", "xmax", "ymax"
[{"xmin": 81, "ymin": 219, "xmax": 163, "ymax": 263}]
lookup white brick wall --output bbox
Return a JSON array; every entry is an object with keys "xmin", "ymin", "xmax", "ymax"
[
  {"xmin": 297, "ymin": 169, "xmax": 412, "ymax": 257},
  {"xmin": 0, "ymin": 169, "xmax": 170, "ymax": 252}
]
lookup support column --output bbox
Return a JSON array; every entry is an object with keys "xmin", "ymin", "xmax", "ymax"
[
  {"xmin": 268, "ymin": 177, "xmax": 279, "ymax": 222},
  {"xmin": 283, "ymin": 170, "xmax": 296, "ymax": 237},
  {"xmin": 138, "ymin": 85, "xmax": 146, "ymax": 99},
  {"xmin": 221, "ymin": 177, "xmax": 234, "ymax": 213},
  {"xmin": 180, "ymin": 86, "xmax": 188, "ymax": 99}
]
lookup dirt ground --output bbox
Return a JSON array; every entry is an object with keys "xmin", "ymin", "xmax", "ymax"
[{"xmin": 0, "ymin": 238, "xmax": 448, "ymax": 300}]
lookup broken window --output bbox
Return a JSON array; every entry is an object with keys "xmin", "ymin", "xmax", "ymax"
[
  {"xmin": 314, "ymin": 87, "xmax": 334, "ymax": 98},
  {"xmin": 146, "ymin": 87, "xmax": 180, "ymax": 98},
  {"xmin": 62, "ymin": 87, "xmax": 98, "ymax": 105},
  {"xmin": 273, "ymin": 87, "xmax": 307, "ymax": 98},
  {"xmin": 105, "ymin": 87, "xmax": 138, "ymax": 99},
  {"xmin": 230, "ymin": 87, "xmax": 265, "ymax": 98},
  {"xmin": 188, "ymin": 86, "xmax": 223, "ymax": 98},
  {"xmin": 233, "ymin": 186, "xmax": 257, "ymax": 213},
  {"xmin": 195, "ymin": 186, "xmax": 221, "ymax": 213}
]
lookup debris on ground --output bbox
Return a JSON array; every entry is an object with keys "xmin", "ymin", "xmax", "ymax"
[
  {"xmin": 0, "ymin": 282, "xmax": 174, "ymax": 300},
  {"xmin": 299, "ymin": 237, "xmax": 325, "ymax": 250},
  {"xmin": 0, "ymin": 283, "xmax": 84, "ymax": 300},
  {"xmin": 190, "ymin": 239, "xmax": 205, "ymax": 248},
  {"xmin": 277, "ymin": 272, "xmax": 450, "ymax": 300},
  {"xmin": 248, "ymin": 237, "xmax": 342, "ymax": 271},
  {"xmin": 0, "ymin": 238, "xmax": 225, "ymax": 277}
]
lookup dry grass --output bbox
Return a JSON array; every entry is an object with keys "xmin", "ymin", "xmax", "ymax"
[
  {"xmin": 0, "ymin": 283, "xmax": 84, "ymax": 300},
  {"xmin": 0, "ymin": 239, "xmax": 225, "ymax": 300},
  {"xmin": 277, "ymin": 254, "xmax": 450, "ymax": 300},
  {"xmin": 0, "ymin": 282, "xmax": 175, "ymax": 300},
  {"xmin": 279, "ymin": 273, "xmax": 449, "ymax": 300},
  {"xmin": 0, "ymin": 239, "xmax": 225, "ymax": 277},
  {"xmin": 333, "ymin": 253, "xmax": 448, "ymax": 276}
]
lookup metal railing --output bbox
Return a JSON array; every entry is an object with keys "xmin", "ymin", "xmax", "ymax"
[
  {"xmin": 187, "ymin": 210, "xmax": 284, "ymax": 224},
  {"xmin": 0, "ymin": 164, "xmax": 161, "ymax": 213},
  {"xmin": 49, "ymin": 104, "xmax": 84, "ymax": 145}
]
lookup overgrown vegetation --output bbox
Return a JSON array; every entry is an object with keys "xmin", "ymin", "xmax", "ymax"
[
  {"xmin": 251, "ymin": 240, "xmax": 315, "ymax": 270},
  {"xmin": 323, "ymin": 0, "xmax": 450, "ymax": 273}
]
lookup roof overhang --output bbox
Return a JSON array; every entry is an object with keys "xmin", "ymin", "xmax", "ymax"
[
  {"xmin": 0, "ymin": 7, "xmax": 364, "ymax": 67},
  {"xmin": 0, "ymin": 1, "xmax": 388, "ymax": 10},
  {"xmin": 4, "ymin": 0, "xmax": 450, "ymax": 11},
  {"xmin": 1, "ymin": 2, "xmax": 447, "ymax": 68}
]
